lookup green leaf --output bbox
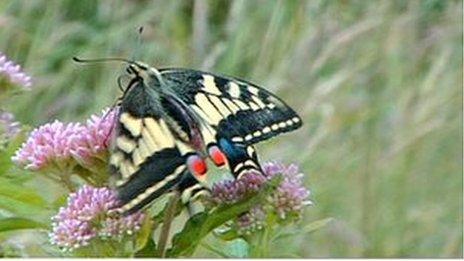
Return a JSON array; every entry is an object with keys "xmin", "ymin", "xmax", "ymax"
[
  {"xmin": 134, "ymin": 238, "xmax": 157, "ymax": 257},
  {"xmin": 274, "ymin": 217, "xmax": 333, "ymax": 240},
  {"xmin": 51, "ymin": 194, "xmax": 68, "ymax": 210},
  {"xmin": 166, "ymin": 176, "xmax": 282, "ymax": 257},
  {"xmin": 135, "ymin": 215, "xmax": 154, "ymax": 252},
  {"xmin": 0, "ymin": 217, "xmax": 47, "ymax": 232},
  {"xmin": 0, "ymin": 176, "xmax": 48, "ymax": 217},
  {"xmin": 0, "ymin": 195, "xmax": 48, "ymax": 217},
  {"xmin": 0, "ymin": 177, "xmax": 47, "ymax": 207},
  {"xmin": 301, "ymin": 217, "xmax": 334, "ymax": 234}
]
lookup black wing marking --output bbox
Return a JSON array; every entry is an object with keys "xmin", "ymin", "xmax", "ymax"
[
  {"xmin": 114, "ymin": 149, "xmax": 187, "ymax": 215},
  {"xmin": 160, "ymin": 68, "xmax": 302, "ymax": 146},
  {"xmin": 177, "ymin": 172, "xmax": 210, "ymax": 204}
]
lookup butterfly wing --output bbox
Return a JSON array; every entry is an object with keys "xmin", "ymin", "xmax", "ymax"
[
  {"xmin": 110, "ymin": 66, "xmax": 302, "ymax": 214},
  {"xmin": 159, "ymin": 68, "xmax": 302, "ymax": 146},
  {"xmin": 159, "ymin": 68, "xmax": 301, "ymax": 178},
  {"xmin": 177, "ymin": 171, "xmax": 210, "ymax": 204},
  {"xmin": 217, "ymin": 138, "xmax": 262, "ymax": 178},
  {"xmin": 110, "ymin": 80, "xmax": 197, "ymax": 215}
]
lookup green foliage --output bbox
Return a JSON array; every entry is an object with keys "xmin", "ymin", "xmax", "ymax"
[
  {"xmin": 0, "ymin": 218, "xmax": 46, "ymax": 233},
  {"xmin": 274, "ymin": 217, "xmax": 334, "ymax": 241},
  {"xmin": 134, "ymin": 215, "xmax": 155, "ymax": 254},
  {"xmin": 0, "ymin": 178, "xmax": 47, "ymax": 217},
  {"xmin": 0, "ymin": 133, "xmax": 51, "ymax": 220}
]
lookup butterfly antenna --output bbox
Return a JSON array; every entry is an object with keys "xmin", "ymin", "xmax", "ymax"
[
  {"xmin": 117, "ymin": 75, "xmax": 127, "ymax": 92},
  {"xmin": 129, "ymin": 26, "xmax": 145, "ymax": 62},
  {"xmin": 73, "ymin": 56, "xmax": 133, "ymax": 65},
  {"xmin": 73, "ymin": 56, "xmax": 146, "ymax": 78}
]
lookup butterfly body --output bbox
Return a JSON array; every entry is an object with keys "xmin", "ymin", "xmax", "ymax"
[{"xmin": 109, "ymin": 62, "xmax": 302, "ymax": 215}]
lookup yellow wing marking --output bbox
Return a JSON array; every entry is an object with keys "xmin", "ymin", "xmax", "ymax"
[
  {"xmin": 132, "ymin": 149, "xmax": 144, "ymax": 166},
  {"xmin": 110, "ymin": 151, "xmax": 124, "ymax": 167},
  {"xmin": 192, "ymin": 104, "xmax": 214, "ymax": 124},
  {"xmin": 120, "ymin": 113, "xmax": 143, "ymax": 137},
  {"xmin": 249, "ymin": 101, "xmax": 260, "ymax": 111},
  {"xmin": 144, "ymin": 118, "xmax": 175, "ymax": 148},
  {"xmin": 251, "ymin": 95, "xmax": 267, "ymax": 109},
  {"xmin": 116, "ymin": 136, "xmax": 137, "ymax": 153},
  {"xmin": 248, "ymin": 86, "xmax": 259, "ymax": 95},
  {"xmin": 120, "ymin": 160, "xmax": 137, "ymax": 179},
  {"xmin": 233, "ymin": 99, "xmax": 249, "ymax": 110},
  {"xmin": 209, "ymin": 95, "xmax": 232, "ymax": 118},
  {"xmin": 228, "ymin": 82, "xmax": 241, "ymax": 98},
  {"xmin": 202, "ymin": 74, "xmax": 222, "ymax": 95},
  {"xmin": 222, "ymin": 98, "xmax": 240, "ymax": 114},
  {"xmin": 262, "ymin": 126, "xmax": 271, "ymax": 134},
  {"xmin": 195, "ymin": 93, "xmax": 223, "ymax": 125}
]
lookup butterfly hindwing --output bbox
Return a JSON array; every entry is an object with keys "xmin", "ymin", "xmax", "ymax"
[
  {"xmin": 177, "ymin": 172, "xmax": 210, "ymax": 204},
  {"xmin": 110, "ymin": 80, "xmax": 195, "ymax": 215},
  {"xmin": 217, "ymin": 138, "xmax": 262, "ymax": 178},
  {"xmin": 160, "ymin": 69, "xmax": 302, "ymax": 146}
]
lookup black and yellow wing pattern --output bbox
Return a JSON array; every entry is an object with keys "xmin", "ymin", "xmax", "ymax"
[
  {"xmin": 109, "ymin": 63, "xmax": 302, "ymax": 215},
  {"xmin": 109, "ymin": 78, "xmax": 197, "ymax": 215},
  {"xmin": 160, "ymin": 69, "xmax": 301, "ymax": 178},
  {"xmin": 160, "ymin": 69, "xmax": 302, "ymax": 146}
]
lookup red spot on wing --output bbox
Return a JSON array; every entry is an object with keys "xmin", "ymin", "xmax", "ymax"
[
  {"xmin": 187, "ymin": 154, "xmax": 207, "ymax": 178},
  {"xmin": 208, "ymin": 146, "xmax": 227, "ymax": 167}
]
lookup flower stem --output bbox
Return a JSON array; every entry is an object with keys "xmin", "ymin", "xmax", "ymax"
[
  {"xmin": 248, "ymin": 227, "xmax": 270, "ymax": 258},
  {"xmin": 51, "ymin": 161, "xmax": 76, "ymax": 192},
  {"xmin": 261, "ymin": 226, "xmax": 270, "ymax": 257},
  {"xmin": 157, "ymin": 190, "xmax": 180, "ymax": 257}
]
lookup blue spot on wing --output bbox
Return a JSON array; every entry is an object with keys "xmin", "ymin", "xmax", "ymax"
[{"xmin": 218, "ymin": 138, "xmax": 261, "ymax": 178}]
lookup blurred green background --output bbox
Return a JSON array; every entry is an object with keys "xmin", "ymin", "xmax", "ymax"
[{"xmin": 0, "ymin": 0, "xmax": 462, "ymax": 257}]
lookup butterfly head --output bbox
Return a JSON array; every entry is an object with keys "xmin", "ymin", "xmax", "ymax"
[{"xmin": 126, "ymin": 61, "xmax": 165, "ymax": 87}]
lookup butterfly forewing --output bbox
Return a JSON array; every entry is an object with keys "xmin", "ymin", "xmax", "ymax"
[{"xmin": 160, "ymin": 69, "xmax": 302, "ymax": 146}]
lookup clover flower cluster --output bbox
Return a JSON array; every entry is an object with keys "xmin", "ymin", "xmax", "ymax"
[
  {"xmin": 71, "ymin": 108, "xmax": 118, "ymax": 164},
  {"xmin": 12, "ymin": 120, "xmax": 84, "ymax": 170},
  {"xmin": 12, "ymin": 108, "xmax": 118, "ymax": 171},
  {"xmin": 262, "ymin": 163, "xmax": 312, "ymax": 219},
  {"xmin": 211, "ymin": 162, "xmax": 311, "ymax": 235},
  {"xmin": 49, "ymin": 185, "xmax": 145, "ymax": 251},
  {"xmin": 0, "ymin": 52, "xmax": 32, "ymax": 89},
  {"xmin": 235, "ymin": 206, "xmax": 267, "ymax": 235},
  {"xmin": 211, "ymin": 171, "xmax": 266, "ymax": 204}
]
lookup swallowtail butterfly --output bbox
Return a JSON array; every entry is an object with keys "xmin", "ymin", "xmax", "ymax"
[{"xmin": 103, "ymin": 60, "xmax": 302, "ymax": 215}]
